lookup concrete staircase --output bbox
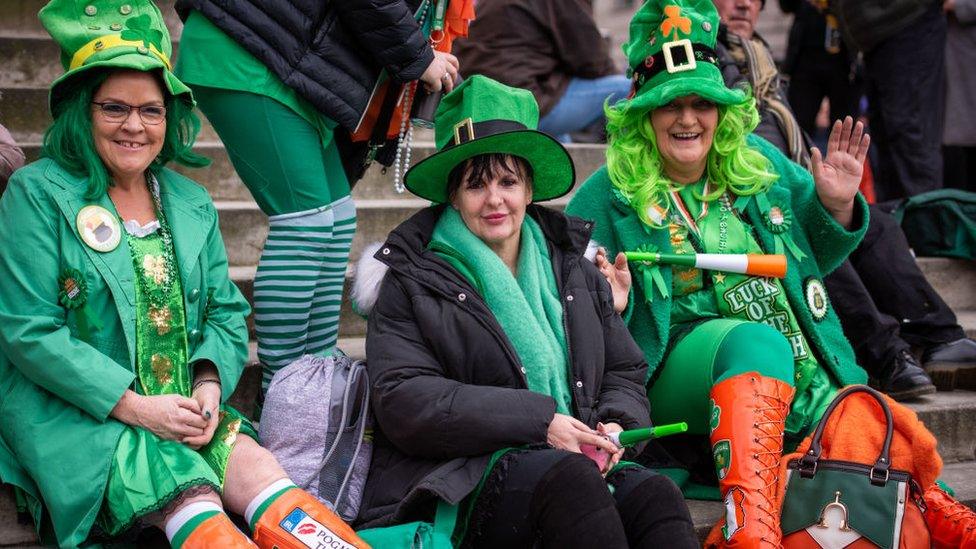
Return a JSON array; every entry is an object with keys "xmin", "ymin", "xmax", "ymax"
[{"xmin": 1, "ymin": 1, "xmax": 974, "ymax": 546}]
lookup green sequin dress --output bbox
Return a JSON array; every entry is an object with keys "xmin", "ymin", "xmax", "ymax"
[{"xmin": 94, "ymin": 194, "xmax": 256, "ymax": 537}]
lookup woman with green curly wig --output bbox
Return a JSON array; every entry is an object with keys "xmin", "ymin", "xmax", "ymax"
[{"xmin": 566, "ymin": 0, "xmax": 871, "ymax": 546}]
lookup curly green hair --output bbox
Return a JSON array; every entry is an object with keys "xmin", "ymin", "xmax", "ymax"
[
  {"xmin": 42, "ymin": 69, "xmax": 209, "ymax": 200},
  {"xmin": 605, "ymin": 91, "xmax": 777, "ymax": 226}
]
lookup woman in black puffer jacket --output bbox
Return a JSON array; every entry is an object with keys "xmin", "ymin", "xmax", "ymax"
[
  {"xmin": 352, "ymin": 76, "xmax": 697, "ymax": 548},
  {"xmin": 173, "ymin": 0, "xmax": 460, "ymax": 407}
]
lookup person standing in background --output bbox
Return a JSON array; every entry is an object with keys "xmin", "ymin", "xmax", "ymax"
[
  {"xmin": 943, "ymin": 0, "xmax": 976, "ymax": 191},
  {"xmin": 454, "ymin": 0, "xmax": 631, "ymax": 143},
  {"xmin": 830, "ymin": 0, "xmax": 946, "ymax": 200},
  {"xmin": 173, "ymin": 0, "xmax": 459, "ymax": 406},
  {"xmin": 778, "ymin": 0, "xmax": 861, "ymax": 139}
]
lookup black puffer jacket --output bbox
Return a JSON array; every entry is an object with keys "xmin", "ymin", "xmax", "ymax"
[
  {"xmin": 355, "ymin": 204, "xmax": 650, "ymax": 528},
  {"xmin": 175, "ymin": 0, "xmax": 434, "ymax": 131}
]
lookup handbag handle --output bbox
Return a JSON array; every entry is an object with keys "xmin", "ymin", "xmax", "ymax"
[{"xmin": 797, "ymin": 385, "xmax": 894, "ymax": 486}]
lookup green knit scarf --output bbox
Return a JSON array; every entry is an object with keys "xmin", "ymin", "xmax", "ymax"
[{"xmin": 430, "ymin": 207, "xmax": 572, "ymax": 414}]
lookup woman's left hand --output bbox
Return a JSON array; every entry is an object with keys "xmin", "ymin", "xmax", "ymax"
[
  {"xmin": 596, "ymin": 422, "xmax": 626, "ymax": 474},
  {"xmin": 596, "ymin": 248, "xmax": 631, "ymax": 314},
  {"xmin": 184, "ymin": 380, "xmax": 221, "ymax": 449},
  {"xmin": 811, "ymin": 116, "xmax": 870, "ymax": 229}
]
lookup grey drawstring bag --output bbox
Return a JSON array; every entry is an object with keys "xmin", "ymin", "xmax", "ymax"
[{"xmin": 259, "ymin": 353, "xmax": 373, "ymax": 522}]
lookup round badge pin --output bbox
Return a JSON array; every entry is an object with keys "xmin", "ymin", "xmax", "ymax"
[
  {"xmin": 77, "ymin": 205, "xmax": 121, "ymax": 252},
  {"xmin": 768, "ymin": 206, "xmax": 785, "ymax": 226},
  {"xmin": 804, "ymin": 277, "xmax": 829, "ymax": 321}
]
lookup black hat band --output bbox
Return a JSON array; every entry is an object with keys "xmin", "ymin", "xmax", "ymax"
[
  {"xmin": 631, "ymin": 41, "xmax": 719, "ymax": 92},
  {"xmin": 442, "ymin": 118, "xmax": 528, "ymax": 151}
]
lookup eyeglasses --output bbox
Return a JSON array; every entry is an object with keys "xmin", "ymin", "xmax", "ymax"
[{"xmin": 91, "ymin": 101, "xmax": 167, "ymax": 125}]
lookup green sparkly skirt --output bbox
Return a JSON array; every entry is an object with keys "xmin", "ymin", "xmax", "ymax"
[{"xmin": 94, "ymin": 405, "xmax": 256, "ymax": 536}]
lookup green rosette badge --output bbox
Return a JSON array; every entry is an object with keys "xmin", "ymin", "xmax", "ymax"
[
  {"xmin": 631, "ymin": 243, "xmax": 670, "ymax": 303},
  {"xmin": 58, "ymin": 269, "xmax": 87, "ymax": 309},
  {"xmin": 58, "ymin": 268, "xmax": 102, "ymax": 339},
  {"xmin": 757, "ymin": 195, "xmax": 806, "ymax": 262}
]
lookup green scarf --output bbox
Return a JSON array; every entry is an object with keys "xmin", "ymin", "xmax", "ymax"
[{"xmin": 430, "ymin": 208, "xmax": 572, "ymax": 414}]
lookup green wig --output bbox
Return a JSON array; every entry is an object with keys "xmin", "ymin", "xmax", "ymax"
[
  {"xmin": 605, "ymin": 91, "xmax": 778, "ymax": 226},
  {"xmin": 41, "ymin": 70, "xmax": 209, "ymax": 200}
]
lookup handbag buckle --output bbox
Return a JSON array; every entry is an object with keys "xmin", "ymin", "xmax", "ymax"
[
  {"xmin": 869, "ymin": 466, "xmax": 890, "ymax": 486},
  {"xmin": 817, "ymin": 491, "xmax": 853, "ymax": 532}
]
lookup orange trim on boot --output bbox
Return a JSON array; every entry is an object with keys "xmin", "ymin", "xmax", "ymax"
[
  {"xmin": 252, "ymin": 488, "xmax": 370, "ymax": 549},
  {"xmin": 923, "ymin": 485, "xmax": 976, "ymax": 549},
  {"xmin": 182, "ymin": 513, "xmax": 257, "ymax": 548},
  {"xmin": 706, "ymin": 372, "xmax": 794, "ymax": 549}
]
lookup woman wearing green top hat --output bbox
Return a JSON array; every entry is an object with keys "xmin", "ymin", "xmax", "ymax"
[
  {"xmin": 566, "ymin": 0, "xmax": 872, "ymax": 546},
  {"xmin": 350, "ymin": 75, "xmax": 697, "ymax": 547},
  {"xmin": 0, "ymin": 2, "xmax": 368, "ymax": 548}
]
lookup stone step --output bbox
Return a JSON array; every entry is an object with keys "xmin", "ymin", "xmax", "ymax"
[
  {"xmin": 1, "ymin": 88, "xmax": 223, "ymax": 144},
  {"xmin": 3, "ymin": 449, "xmax": 975, "ymax": 547},
  {"xmin": 216, "ymin": 197, "xmax": 432, "ymax": 267},
  {"xmin": 0, "ymin": 0, "xmax": 181, "ymax": 39},
  {"xmin": 227, "ymin": 262, "xmax": 976, "ymax": 343},
  {"xmin": 221, "ymin": 359, "xmax": 976, "ymax": 464},
  {"xmin": 18, "ymin": 142, "xmax": 608, "ymax": 202},
  {"xmin": 917, "ymin": 259, "xmax": 976, "ymax": 311}
]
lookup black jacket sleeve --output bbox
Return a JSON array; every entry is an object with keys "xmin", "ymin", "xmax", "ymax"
[
  {"xmin": 587, "ymin": 266, "xmax": 651, "ymax": 454},
  {"xmin": 542, "ymin": 0, "xmax": 616, "ymax": 78},
  {"xmin": 366, "ymin": 274, "xmax": 556, "ymax": 460},
  {"xmin": 334, "ymin": 0, "xmax": 435, "ymax": 82}
]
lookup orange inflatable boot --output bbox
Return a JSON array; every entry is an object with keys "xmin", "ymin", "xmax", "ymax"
[
  {"xmin": 252, "ymin": 488, "xmax": 370, "ymax": 549},
  {"xmin": 924, "ymin": 485, "xmax": 976, "ymax": 549},
  {"xmin": 706, "ymin": 372, "xmax": 794, "ymax": 548},
  {"xmin": 181, "ymin": 513, "xmax": 257, "ymax": 548}
]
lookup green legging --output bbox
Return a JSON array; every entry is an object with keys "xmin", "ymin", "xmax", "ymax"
[
  {"xmin": 192, "ymin": 86, "xmax": 355, "ymax": 396},
  {"xmin": 649, "ymin": 319, "xmax": 796, "ymax": 434}
]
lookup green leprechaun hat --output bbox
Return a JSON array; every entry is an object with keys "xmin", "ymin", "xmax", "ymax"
[
  {"xmin": 39, "ymin": 0, "xmax": 192, "ymax": 113},
  {"xmin": 404, "ymin": 75, "xmax": 575, "ymax": 204},
  {"xmin": 619, "ymin": 0, "xmax": 745, "ymax": 113}
]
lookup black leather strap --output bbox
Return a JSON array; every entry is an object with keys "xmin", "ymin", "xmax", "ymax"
[
  {"xmin": 798, "ymin": 385, "xmax": 895, "ymax": 485},
  {"xmin": 441, "ymin": 119, "xmax": 528, "ymax": 150},
  {"xmin": 632, "ymin": 42, "xmax": 719, "ymax": 90}
]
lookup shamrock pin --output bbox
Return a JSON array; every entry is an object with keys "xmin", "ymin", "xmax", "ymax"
[
  {"xmin": 121, "ymin": 14, "xmax": 163, "ymax": 50},
  {"xmin": 709, "ymin": 398, "xmax": 721, "ymax": 434},
  {"xmin": 660, "ymin": 6, "xmax": 692, "ymax": 41}
]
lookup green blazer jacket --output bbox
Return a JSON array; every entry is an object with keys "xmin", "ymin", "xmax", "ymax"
[
  {"xmin": 0, "ymin": 159, "xmax": 250, "ymax": 547},
  {"xmin": 565, "ymin": 135, "xmax": 870, "ymax": 390}
]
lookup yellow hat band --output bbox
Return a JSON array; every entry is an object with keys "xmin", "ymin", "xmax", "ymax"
[{"xmin": 69, "ymin": 34, "xmax": 171, "ymax": 71}]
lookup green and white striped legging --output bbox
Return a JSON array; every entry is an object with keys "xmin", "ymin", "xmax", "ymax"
[
  {"xmin": 193, "ymin": 87, "xmax": 355, "ymax": 400},
  {"xmin": 255, "ymin": 200, "xmax": 356, "ymax": 390}
]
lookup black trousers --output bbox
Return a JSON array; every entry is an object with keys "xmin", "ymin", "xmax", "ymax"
[
  {"xmin": 825, "ymin": 206, "xmax": 964, "ymax": 374},
  {"xmin": 944, "ymin": 145, "xmax": 976, "ymax": 192},
  {"xmin": 787, "ymin": 49, "xmax": 861, "ymax": 138},
  {"xmin": 462, "ymin": 448, "xmax": 698, "ymax": 549},
  {"xmin": 863, "ymin": 2, "xmax": 946, "ymax": 201}
]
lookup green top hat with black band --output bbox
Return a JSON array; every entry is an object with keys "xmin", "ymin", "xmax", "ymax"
[
  {"xmin": 619, "ymin": 0, "xmax": 745, "ymax": 113},
  {"xmin": 404, "ymin": 76, "xmax": 575, "ymax": 204},
  {"xmin": 40, "ymin": 0, "xmax": 192, "ymax": 113}
]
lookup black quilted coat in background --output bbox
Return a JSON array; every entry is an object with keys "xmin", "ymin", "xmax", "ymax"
[{"xmin": 175, "ymin": 0, "xmax": 434, "ymax": 131}]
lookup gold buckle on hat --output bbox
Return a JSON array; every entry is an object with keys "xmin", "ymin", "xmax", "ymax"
[
  {"xmin": 663, "ymin": 39, "xmax": 697, "ymax": 74},
  {"xmin": 453, "ymin": 118, "xmax": 475, "ymax": 145}
]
